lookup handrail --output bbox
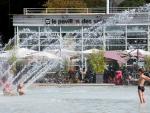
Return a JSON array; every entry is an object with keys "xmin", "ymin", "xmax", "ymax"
[{"xmin": 23, "ymin": 7, "xmax": 145, "ymax": 15}]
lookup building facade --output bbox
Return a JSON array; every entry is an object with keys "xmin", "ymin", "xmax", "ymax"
[{"xmin": 13, "ymin": 8, "xmax": 150, "ymax": 68}]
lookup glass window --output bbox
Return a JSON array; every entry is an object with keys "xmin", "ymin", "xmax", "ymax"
[
  {"xmin": 62, "ymin": 33, "xmax": 82, "ymax": 39},
  {"xmin": 106, "ymin": 46, "xmax": 125, "ymax": 50},
  {"xmin": 40, "ymin": 33, "xmax": 60, "ymax": 39},
  {"xmin": 83, "ymin": 33, "xmax": 103, "ymax": 39},
  {"xmin": 83, "ymin": 46, "xmax": 103, "ymax": 50},
  {"xmin": 127, "ymin": 39, "xmax": 147, "ymax": 45},
  {"xmin": 20, "ymin": 39, "xmax": 39, "ymax": 46},
  {"xmin": 61, "ymin": 26, "xmax": 81, "ymax": 32},
  {"xmin": 19, "ymin": 46, "xmax": 39, "ymax": 51},
  {"xmin": 106, "ymin": 32, "xmax": 125, "ymax": 39},
  {"xmin": 127, "ymin": 32, "xmax": 147, "ymax": 38},
  {"xmin": 40, "ymin": 39, "xmax": 60, "ymax": 45},
  {"xmin": 18, "ymin": 26, "xmax": 38, "ymax": 32},
  {"xmin": 127, "ymin": 25, "xmax": 148, "ymax": 32},
  {"xmin": 19, "ymin": 33, "xmax": 38, "ymax": 39},
  {"xmin": 40, "ymin": 26, "xmax": 60, "ymax": 32},
  {"xmin": 83, "ymin": 26, "xmax": 103, "ymax": 33},
  {"xmin": 106, "ymin": 26, "xmax": 125, "ymax": 32},
  {"xmin": 83, "ymin": 39, "xmax": 103, "ymax": 45},
  {"xmin": 106, "ymin": 39, "xmax": 125, "ymax": 45}
]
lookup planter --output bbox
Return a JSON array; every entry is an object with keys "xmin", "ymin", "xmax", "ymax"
[{"xmin": 96, "ymin": 73, "xmax": 103, "ymax": 83}]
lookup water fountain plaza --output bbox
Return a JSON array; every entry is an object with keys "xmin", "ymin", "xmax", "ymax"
[
  {"xmin": 0, "ymin": 86, "xmax": 150, "ymax": 113},
  {"xmin": 13, "ymin": 7, "xmax": 150, "ymax": 76},
  {"xmin": 0, "ymin": 3, "xmax": 150, "ymax": 113},
  {"xmin": 0, "ymin": 5, "xmax": 149, "ymax": 89},
  {"xmin": 6, "ymin": 6, "xmax": 149, "ymax": 85}
]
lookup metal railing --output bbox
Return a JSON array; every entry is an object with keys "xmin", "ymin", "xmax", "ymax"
[{"xmin": 23, "ymin": 7, "xmax": 146, "ymax": 15}]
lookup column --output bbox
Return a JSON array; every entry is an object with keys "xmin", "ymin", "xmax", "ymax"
[{"xmin": 106, "ymin": 0, "xmax": 109, "ymax": 14}]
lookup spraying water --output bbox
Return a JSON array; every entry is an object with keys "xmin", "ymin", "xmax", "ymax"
[{"xmin": 1, "ymin": 4, "xmax": 150, "ymax": 92}]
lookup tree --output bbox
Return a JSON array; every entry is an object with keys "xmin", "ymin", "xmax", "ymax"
[
  {"xmin": 84, "ymin": 0, "xmax": 106, "ymax": 8},
  {"xmin": 119, "ymin": 0, "xmax": 145, "ymax": 7},
  {"xmin": 44, "ymin": 0, "xmax": 87, "ymax": 8}
]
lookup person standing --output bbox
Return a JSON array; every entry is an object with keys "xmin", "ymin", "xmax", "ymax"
[{"xmin": 138, "ymin": 68, "xmax": 150, "ymax": 104}]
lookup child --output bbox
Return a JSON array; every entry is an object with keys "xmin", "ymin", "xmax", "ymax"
[
  {"xmin": 17, "ymin": 83, "xmax": 25, "ymax": 95},
  {"xmin": 2, "ymin": 81, "xmax": 16, "ymax": 96},
  {"xmin": 138, "ymin": 68, "xmax": 150, "ymax": 104}
]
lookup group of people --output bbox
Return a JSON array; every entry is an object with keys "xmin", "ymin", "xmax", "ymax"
[
  {"xmin": 1, "ymin": 66, "xmax": 150, "ymax": 104},
  {"xmin": 67, "ymin": 66, "xmax": 96, "ymax": 83},
  {"xmin": 1, "ymin": 80, "xmax": 25, "ymax": 96},
  {"xmin": 102, "ymin": 66, "xmax": 150, "ymax": 104},
  {"xmin": 67, "ymin": 67, "xmax": 82, "ymax": 83},
  {"xmin": 103, "ymin": 66, "xmax": 122, "ymax": 84}
]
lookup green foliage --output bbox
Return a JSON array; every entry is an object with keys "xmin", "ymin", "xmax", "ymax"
[
  {"xmin": 8, "ymin": 53, "xmax": 17, "ymax": 65},
  {"xmin": 9, "ymin": 60, "xmax": 25, "ymax": 76},
  {"xmin": 44, "ymin": 0, "xmax": 146, "ymax": 8},
  {"xmin": 144, "ymin": 55, "xmax": 150, "ymax": 71},
  {"xmin": 44, "ymin": 0, "xmax": 106, "ymax": 8},
  {"xmin": 84, "ymin": 0, "xmax": 106, "ymax": 8},
  {"xmin": 119, "ymin": 0, "xmax": 145, "ymax": 7},
  {"xmin": 7, "ymin": 49, "xmax": 24, "ymax": 75},
  {"xmin": 110, "ymin": 61, "xmax": 120, "ymax": 71},
  {"xmin": 4, "ymin": 45, "xmax": 14, "ymax": 51},
  {"xmin": 88, "ymin": 50, "xmax": 106, "ymax": 74},
  {"xmin": 7, "ymin": 52, "xmax": 17, "ymax": 75},
  {"xmin": 44, "ymin": 0, "xmax": 87, "ymax": 8},
  {"xmin": 62, "ymin": 59, "xmax": 69, "ymax": 73}
]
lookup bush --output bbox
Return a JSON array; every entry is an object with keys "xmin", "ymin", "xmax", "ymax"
[
  {"xmin": 144, "ymin": 55, "xmax": 150, "ymax": 71},
  {"xmin": 44, "ymin": 0, "xmax": 87, "ymax": 8},
  {"xmin": 119, "ymin": 0, "xmax": 145, "ymax": 7},
  {"xmin": 87, "ymin": 50, "xmax": 106, "ymax": 74}
]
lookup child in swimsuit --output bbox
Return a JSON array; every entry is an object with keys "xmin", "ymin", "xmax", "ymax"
[
  {"xmin": 3, "ymin": 82, "xmax": 16, "ymax": 96},
  {"xmin": 17, "ymin": 83, "xmax": 25, "ymax": 96},
  {"xmin": 138, "ymin": 68, "xmax": 150, "ymax": 104}
]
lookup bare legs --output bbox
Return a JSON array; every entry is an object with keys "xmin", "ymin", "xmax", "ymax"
[
  {"xmin": 142, "ymin": 92, "xmax": 145, "ymax": 103},
  {"xmin": 138, "ymin": 90, "xmax": 145, "ymax": 104}
]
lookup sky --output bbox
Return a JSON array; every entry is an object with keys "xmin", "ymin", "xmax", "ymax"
[{"xmin": 0, "ymin": 0, "xmax": 45, "ymax": 45}]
